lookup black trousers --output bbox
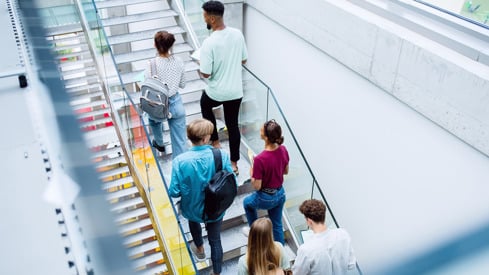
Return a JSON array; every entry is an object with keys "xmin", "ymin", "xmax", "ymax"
[{"xmin": 200, "ymin": 92, "xmax": 242, "ymax": 162}]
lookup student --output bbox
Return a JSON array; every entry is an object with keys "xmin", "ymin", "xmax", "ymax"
[
  {"xmin": 144, "ymin": 30, "xmax": 187, "ymax": 157},
  {"xmin": 238, "ymin": 218, "xmax": 290, "ymax": 275},
  {"xmin": 199, "ymin": 0, "xmax": 248, "ymax": 174},
  {"xmin": 292, "ymin": 199, "xmax": 357, "ymax": 275},
  {"xmin": 243, "ymin": 119, "xmax": 289, "ymax": 244},
  {"xmin": 169, "ymin": 118, "xmax": 234, "ymax": 275}
]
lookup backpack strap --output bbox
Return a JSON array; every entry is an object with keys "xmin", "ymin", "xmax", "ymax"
[
  {"xmin": 211, "ymin": 148, "xmax": 222, "ymax": 172},
  {"xmin": 150, "ymin": 58, "xmax": 157, "ymax": 78}
]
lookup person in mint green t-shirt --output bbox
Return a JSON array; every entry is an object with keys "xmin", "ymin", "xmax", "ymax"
[{"xmin": 199, "ymin": 1, "xmax": 248, "ymax": 176}]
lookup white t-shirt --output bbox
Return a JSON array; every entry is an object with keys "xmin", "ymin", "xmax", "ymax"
[
  {"xmin": 292, "ymin": 228, "xmax": 356, "ymax": 275},
  {"xmin": 199, "ymin": 27, "xmax": 248, "ymax": 101}
]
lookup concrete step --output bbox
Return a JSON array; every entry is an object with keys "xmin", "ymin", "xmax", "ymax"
[
  {"xmin": 102, "ymin": 176, "xmax": 135, "ymax": 190},
  {"xmin": 80, "ymin": 117, "xmax": 113, "ymax": 129},
  {"xmin": 107, "ymin": 26, "xmax": 184, "ymax": 45},
  {"xmin": 107, "ymin": 186, "xmax": 140, "ymax": 201},
  {"xmin": 101, "ymin": 10, "xmax": 177, "ymax": 27},
  {"xmin": 99, "ymin": 165, "xmax": 130, "ymax": 179},
  {"xmin": 72, "ymin": 100, "xmax": 108, "ymax": 111},
  {"xmin": 114, "ymin": 42, "xmax": 193, "ymax": 65},
  {"xmin": 94, "ymin": 155, "xmax": 127, "ymax": 169},
  {"xmin": 90, "ymin": 144, "xmax": 122, "ymax": 159},
  {"xmin": 95, "ymin": 0, "xmax": 161, "ymax": 9}
]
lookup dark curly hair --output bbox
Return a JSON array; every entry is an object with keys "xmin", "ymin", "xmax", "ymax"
[
  {"xmin": 263, "ymin": 119, "xmax": 284, "ymax": 145},
  {"xmin": 202, "ymin": 1, "xmax": 224, "ymax": 17},
  {"xmin": 299, "ymin": 199, "xmax": 326, "ymax": 223}
]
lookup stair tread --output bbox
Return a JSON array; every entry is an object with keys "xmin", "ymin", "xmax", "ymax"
[
  {"xmin": 107, "ymin": 26, "xmax": 184, "ymax": 45},
  {"xmin": 66, "ymin": 83, "xmax": 101, "ymax": 94},
  {"xmin": 123, "ymin": 229, "xmax": 156, "ymax": 246},
  {"xmin": 131, "ymin": 252, "xmax": 164, "ymax": 270},
  {"xmin": 91, "ymin": 144, "xmax": 122, "ymax": 159},
  {"xmin": 95, "ymin": 0, "xmax": 161, "ymax": 9},
  {"xmin": 111, "ymin": 196, "xmax": 144, "ymax": 212},
  {"xmin": 128, "ymin": 240, "xmax": 160, "ymax": 257},
  {"xmin": 114, "ymin": 43, "xmax": 193, "ymax": 64},
  {"xmin": 73, "ymin": 102, "xmax": 108, "ymax": 112},
  {"xmin": 101, "ymin": 10, "xmax": 177, "ymax": 27},
  {"xmin": 107, "ymin": 186, "xmax": 140, "ymax": 200},
  {"xmin": 116, "ymin": 207, "xmax": 148, "ymax": 223},
  {"xmin": 102, "ymin": 176, "xmax": 134, "ymax": 190},
  {"xmin": 119, "ymin": 218, "xmax": 153, "ymax": 234},
  {"xmin": 137, "ymin": 264, "xmax": 167, "ymax": 275},
  {"xmin": 99, "ymin": 165, "xmax": 130, "ymax": 179},
  {"xmin": 80, "ymin": 117, "xmax": 113, "ymax": 128},
  {"xmin": 64, "ymin": 75, "xmax": 100, "ymax": 88},
  {"xmin": 94, "ymin": 155, "xmax": 127, "ymax": 168},
  {"xmin": 70, "ymin": 91, "xmax": 105, "ymax": 103}
]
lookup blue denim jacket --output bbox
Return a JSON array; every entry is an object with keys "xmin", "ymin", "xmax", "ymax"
[{"xmin": 169, "ymin": 145, "xmax": 234, "ymax": 223}]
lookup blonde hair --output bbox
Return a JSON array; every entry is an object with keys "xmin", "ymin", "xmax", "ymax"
[
  {"xmin": 247, "ymin": 218, "xmax": 281, "ymax": 275},
  {"xmin": 187, "ymin": 118, "xmax": 214, "ymax": 144}
]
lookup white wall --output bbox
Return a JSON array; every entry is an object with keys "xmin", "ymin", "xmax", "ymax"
[{"xmin": 243, "ymin": 6, "xmax": 489, "ymax": 273}]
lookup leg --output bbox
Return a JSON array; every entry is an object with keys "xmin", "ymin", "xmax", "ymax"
[
  {"xmin": 267, "ymin": 189, "xmax": 286, "ymax": 244},
  {"xmin": 200, "ymin": 92, "xmax": 221, "ymax": 143},
  {"xmin": 148, "ymin": 117, "xmax": 164, "ymax": 146},
  {"xmin": 243, "ymin": 192, "xmax": 260, "ymax": 226},
  {"xmin": 206, "ymin": 219, "xmax": 223, "ymax": 274},
  {"xmin": 188, "ymin": 220, "xmax": 204, "ymax": 248},
  {"xmin": 168, "ymin": 94, "xmax": 188, "ymax": 158},
  {"xmin": 222, "ymin": 97, "xmax": 243, "ymax": 163}
]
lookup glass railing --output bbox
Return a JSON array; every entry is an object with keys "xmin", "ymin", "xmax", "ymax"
[
  {"xmin": 415, "ymin": 0, "xmax": 489, "ymax": 28},
  {"xmin": 182, "ymin": 0, "xmax": 209, "ymax": 44},
  {"xmin": 35, "ymin": 0, "xmax": 197, "ymax": 274},
  {"xmin": 182, "ymin": 0, "xmax": 361, "ymax": 273},
  {"xmin": 240, "ymin": 67, "xmax": 362, "ymax": 274}
]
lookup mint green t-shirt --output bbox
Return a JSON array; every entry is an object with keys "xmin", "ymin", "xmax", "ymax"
[{"xmin": 200, "ymin": 27, "xmax": 248, "ymax": 101}]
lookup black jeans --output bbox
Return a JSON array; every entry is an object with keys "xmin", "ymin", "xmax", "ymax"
[
  {"xmin": 200, "ymin": 92, "xmax": 243, "ymax": 162},
  {"xmin": 189, "ymin": 219, "xmax": 223, "ymax": 274}
]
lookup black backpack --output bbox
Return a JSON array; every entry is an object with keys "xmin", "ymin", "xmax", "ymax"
[{"xmin": 203, "ymin": 148, "xmax": 237, "ymax": 221}]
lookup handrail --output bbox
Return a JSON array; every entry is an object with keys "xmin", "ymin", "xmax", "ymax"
[{"xmin": 242, "ymin": 66, "xmax": 341, "ymax": 228}]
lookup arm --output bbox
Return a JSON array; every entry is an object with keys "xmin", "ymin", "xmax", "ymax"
[
  {"xmin": 284, "ymin": 164, "xmax": 289, "ymax": 175},
  {"xmin": 292, "ymin": 248, "xmax": 310, "ymax": 275},
  {"xmin": 179, "ymin": 60, "xmax": 186, "ymax": 88},
  {"xmin": 250, "ymin": 158, "xmax": 262, "ymax": 190},
  {"xmin": 168, "ymin": 162, "xmax": 181, "ymax": 198}
]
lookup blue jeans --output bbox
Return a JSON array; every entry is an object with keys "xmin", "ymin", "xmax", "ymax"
[
  {"xmin": 148, "ymin": 93, "xmax": 187, "ymax": 158},
  {"xmin": 188, "ymin": 219, "xmax": 223, "ymax": 274},
  {"xmin": 243, "ymin": 187, "xmax": 286, "ymax": 244}
]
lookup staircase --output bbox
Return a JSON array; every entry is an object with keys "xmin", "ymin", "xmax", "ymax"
[
  {"xmin": 44, "ymin": 22, "xmax": 170, "ymax": 274},
  {"xmin": 91, "ymin": 0, "xmax": 265, "ymax": 273},
  {"xmin": 42, "ymin": 0, "xmax": 294, "ymax": 274}
]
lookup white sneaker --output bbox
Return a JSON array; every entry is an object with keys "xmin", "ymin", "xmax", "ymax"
[{"xmin": 242, "ymin": 226, "xmax": 250, "ymax": 238}]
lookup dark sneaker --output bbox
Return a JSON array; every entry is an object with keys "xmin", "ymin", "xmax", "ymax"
[{"xmin": 152, "ymin": 140, "xmax": 165, "ymax": 153}]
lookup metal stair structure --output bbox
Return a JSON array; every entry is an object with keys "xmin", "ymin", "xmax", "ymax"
[{"xmin": 44, "ymin": 22, "xmax": 171, "ymax": 275}]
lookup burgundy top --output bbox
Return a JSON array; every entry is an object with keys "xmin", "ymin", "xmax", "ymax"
[{"xmin": 252, "ymin": 145, "xmax": 289, "ymax": 189}]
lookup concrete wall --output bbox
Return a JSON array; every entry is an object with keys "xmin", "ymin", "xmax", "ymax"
[
  {"xmin": 242, "ymin": 1, "xmax": 489, "ymax": 273},
  {"xmin": 245, "ymin": 0, "xmax": 489, "ymax": 157}
]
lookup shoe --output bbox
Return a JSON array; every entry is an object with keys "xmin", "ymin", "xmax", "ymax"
[
  {"xmin": 152, "ymin": 140, "xmax": 165, "ymax": 153},
  {"xmin": 242, "ymin": 226, "xmax": 250, "ymax": 238},
  {"xmin": 190, "ymin": 243, "xmax": 206, "ymax": 261}
]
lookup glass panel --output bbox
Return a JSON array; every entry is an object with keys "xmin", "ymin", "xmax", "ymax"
[
  {"xmin": 416, "ymin": 0, "xmax": 489, "ymax": 26},
  {"xmin": 182, "ymin": 0, "xmax": 210, "ymax": 44},
  {"xmin": 71, "ymin": 0, "xmax": 196, "ymax": 273},
  {"xmin": 241, "ymin": 67, "xmax": 362, "ymax": 274}
]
